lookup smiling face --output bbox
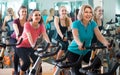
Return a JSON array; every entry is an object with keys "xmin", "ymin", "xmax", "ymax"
[
  {"xmin": 77, "ymin": 5, "xmax": 93, "ymax": 23},
  {"xmin": 19, "ymin": 8, "xmax": 27, "ymax": 18},
  {"xmin": 59, "ymin": 6, "xmax": 67, "ymax": 18},
  {"xmin": 50, "ymin": 8, "xmax": 55, "ymax": 16},
  {"xmin": 32, "ymin": 10, "xmax": 41, "ymax": 23},
  {"xmin": 95, "ymin": 7, "xmax": 103, "ymax": 19},
  {"xmin": 7, "ymin": 8, "xmax": 14, "ymax": 16},
  {"xmin": 83, "ymin": 7, "xmax": 93, "ymax": 22}
]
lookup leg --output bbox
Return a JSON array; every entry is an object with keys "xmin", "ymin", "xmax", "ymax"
[
  {"xmin": 56, "ymin": 50, "xmax": 64, "ymax": 60},
  {"xmin": 30, "ymin": 49, "xmax": 42, "ymax": 75},
  {"xmin": 10, "ymin": 38, "xmax": 19, "ymax": 74},
  {"xmin": 56, "ymin": 41, "xmax": 69, "ymax": 60},
  {"xmin": 67, "ymin": 51, "xmax": 82, "ymax": 75},
  {"xmin": 16, "ymin": 48, "xmax": 31, "ymax": 75}
]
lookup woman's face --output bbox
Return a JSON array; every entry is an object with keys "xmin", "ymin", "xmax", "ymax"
[
  {"xmin": 32, "ymin": 11, "xmax": 41, "ymax": 23},
  {"xmin": 95, "ymin": 7, "xmax": 103, "ymax": 18},
  {"xmin": 83, "ymin": 7, "xmax": 93, "ymax": 22},
  {"xmin": 19, "ymin": 8, "xmax": 27, "ymax": 18},
  {"xmin": 51, "ymin": 10, "xmax": 55, "ymax": 16},
  {"xmin": 59, "ymin": 7, "xmax": 67, "ymax": 17},
  {"xmin": 7, "ymin": 8, "xmax": 14, "ymax": 15}
]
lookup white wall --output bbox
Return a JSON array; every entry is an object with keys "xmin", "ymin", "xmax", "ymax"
[
  {"xmin": 93, "ymin": 0, "xmax": 102, "ymax": 8},
  {"xmin": 6, "ymin": 0, "xmax": 23, "ymax": 17},
  {"xmin": 116, "ymin": 0, "xmax": 120, "ymax": 14},
  {"xmin": 103, "ymin": 0, "xmax": 116, "ymax": 24}
]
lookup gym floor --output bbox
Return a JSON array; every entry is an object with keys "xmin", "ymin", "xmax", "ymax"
[{"xmin": 0, "ymin": 62, "xmax": 54, "ymax": 75}]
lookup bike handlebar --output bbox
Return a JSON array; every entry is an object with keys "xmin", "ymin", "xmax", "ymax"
[
  {"xmin": 36, "ymin": 43, "xmax": 50, "ymax": 53},
  {"xmin": 55, "ymin": 55, "xmax": 83, "ymax": 68},
  {"xmin": 106, "ymin": 19, "xmax": 117, "ymax": 24},
  {"xmin": 35, "ymin": 45, "xmax": 61, "ymax": 58},
  {"xmin": 82, "ymin": 40, "xmax": 113, "ymax": 50},
  {"xmin": 80, "ymin": 62, "xmax": 120, "ymax": 75},
  {"xmin": 36, "ymin": 41, "xmax": 59, "ymax": 53},
  {"xmin": 40, "ymin": 46, "xmax": 61, "ymax": 58},
  {"xmin": 0, "ymin": 38, "xmax": 23, "ymax": 48}
]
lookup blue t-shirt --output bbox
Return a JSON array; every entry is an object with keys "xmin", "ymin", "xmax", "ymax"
[{"xmin": 68, "ymin": 20, "xmax": 97, "ymax": 55}]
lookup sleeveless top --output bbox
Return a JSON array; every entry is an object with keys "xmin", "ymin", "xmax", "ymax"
[
  {"xmin": 6, "ymin": 16, "xmax": 14, "ymax": 36},
  {"xmin": 92, "ymin": 20, "xmax": 103, "ymax": 44},
  {"xmin": 55, "ymin": 18, "xmax": 68, "ymax": 40},
  {"xmin": 48, "ymin": 16, "xmax": 56, "ymax": 30}
]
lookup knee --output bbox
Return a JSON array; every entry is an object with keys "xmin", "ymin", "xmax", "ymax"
[{"xmin": 21, "ymin": 61, "xmax": 31, "ymax": 71}]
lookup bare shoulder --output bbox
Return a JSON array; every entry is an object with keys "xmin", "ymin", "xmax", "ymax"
[
  {"xmin": 54, "ymin": 16, "xmax": 59, "ymax": 19},
  {"xmin": 54, "ymin": 16, "xmax": 59, "ymax": 21}
]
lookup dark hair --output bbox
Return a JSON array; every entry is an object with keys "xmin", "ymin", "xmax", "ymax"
[
  {"xmin": 30, "ymin": 9, "xmax": 43, "ymax": 24},
  {"xmin": 18, "ymin": 5, "xmax": 27, "ymax": 16},
  {"xmin": 74, "ymin": 9, "xmax": 79, "ymax": 16}
]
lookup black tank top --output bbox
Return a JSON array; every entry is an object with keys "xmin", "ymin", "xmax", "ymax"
[{"xmin": 55, "ymin": 18, "xmax": 68, "ymax": 40}]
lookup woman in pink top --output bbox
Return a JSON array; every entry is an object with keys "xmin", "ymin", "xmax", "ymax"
[{"xmin": 16, "ymin": 9, "xmax": 51, "ymax": 75}]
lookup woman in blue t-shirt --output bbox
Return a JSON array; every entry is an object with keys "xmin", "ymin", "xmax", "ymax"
[{"xmin": 67, "ymin": 4, "xmax": 109, "ymax": 75}]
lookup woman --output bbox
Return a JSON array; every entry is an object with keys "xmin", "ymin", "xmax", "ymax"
[
  {"xmin": 16, "ymin": 9, "xmax": 51, "ymax": 75},
  {"xmin": 90, "ymin": 6, "xmax": 104, "ymax": 62},
  {"xmin": 46, "ymin": 8, "xmax": 56, "ymax": 41},
  {"xmin": 10, "ymin": 6, "xmax": 27, "ymax": 75},
  {"xmin": 67, "ymin": 5, "xmax": 109, "ymax": 75},
  {"xmin": 2, "ymin": 7, "xmax": 17, "ymax": 36},
  {"xmin": 92, "ymin": 6, "xmax": 103, "ymax": 44},
  {"xmin": 54, "ymin": 6, "xmax": 72, "ymax": 60}
]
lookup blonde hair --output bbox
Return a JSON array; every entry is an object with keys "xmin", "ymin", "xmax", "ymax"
[
  {"xmin": 7, "ymin": 8, "xmax": 14, "ymax": 15},
  {"xmin": 49, "ymin": 8, "xmax": 54, "ymax": 14},
  {"xmin": 41, "ymin": 9, "xmax": 48, "ymax": 16},
  {"xmin": 94, "ymin": 6, "xmax": 102, "ymax": 22},
  {"xmin": 59, "ymin": 6, "xmax": 70, "ymax": 27},
  {"xmin": 77, "ymin": 4, "xmax": 93, "ymax": 20}
]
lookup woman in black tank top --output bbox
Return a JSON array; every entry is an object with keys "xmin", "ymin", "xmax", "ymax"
[
  {"xmin": 92, "ymin": 6, "xmax": 103, "ymax": 45},
  {"xmin": 54, "ymin": 6, "xmax": 72, "ymax": 60}
]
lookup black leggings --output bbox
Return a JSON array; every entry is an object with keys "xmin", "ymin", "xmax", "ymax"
[
  {"xmin": 67, "ymin": 51, "xmax": 91, "ymax": 75},
  {"xmin": 16, "ymin": 47, "xmax": 42, "ymax": 72},
  {"xmin": 10, "ymin": 38, "xmax": 19, "ymax": 72}
]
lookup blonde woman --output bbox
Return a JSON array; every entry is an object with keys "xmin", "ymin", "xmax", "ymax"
[
  {"xmin": 54, "ymin": 6, "xmax": 72, "ymax": 60},
  {"xmin": 67, "ymin": 5, "xmax": 109, "ymax": 75},
  {"xmin": 46, "ymin": 8, "xmax": 55, "ymax": 41},
  {"xmin": 2, "ymin": 8, "xmax": 17, "ymax": 36}
]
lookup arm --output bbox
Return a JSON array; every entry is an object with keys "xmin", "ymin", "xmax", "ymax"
[
  {"xmin": 2, "ymin": 16, "xmax": 7, "ymax": 30},
  {"xmin": 41, "ymin": 23, "xmax": 51, "ymax": 43},
  {"xmin": 67, "ymin": 17, "xmax": 72, "ymax": 31},
  {"xmin": 94, "ymin": 27, "xmax": 109, "ymax": 46},
  {"xmin": 72, "ymin": 29, "xmax": 84, "ymax": 50},
  {"xmin": 46, "ymin": 16, "xmax": 50, "ymax": 24},
  {"xmin": 54, "ymin": 16, "xmax": 64, "ymax": 39},
  {"xmin": 13, "ymin": 23, "xmax": 19, "ymax": 39},
  {"xmin": 42, "ymin": 31, "xmax": 51, "ymax": 43},
  {"xmin": 26, "ymin": 31, "xmax": 35, "ymax": 48}
]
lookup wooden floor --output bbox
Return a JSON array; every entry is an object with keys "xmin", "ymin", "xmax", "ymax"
[{"xmin": 0, "ymin": 62, "xmax": 54, "ymax": 75}]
